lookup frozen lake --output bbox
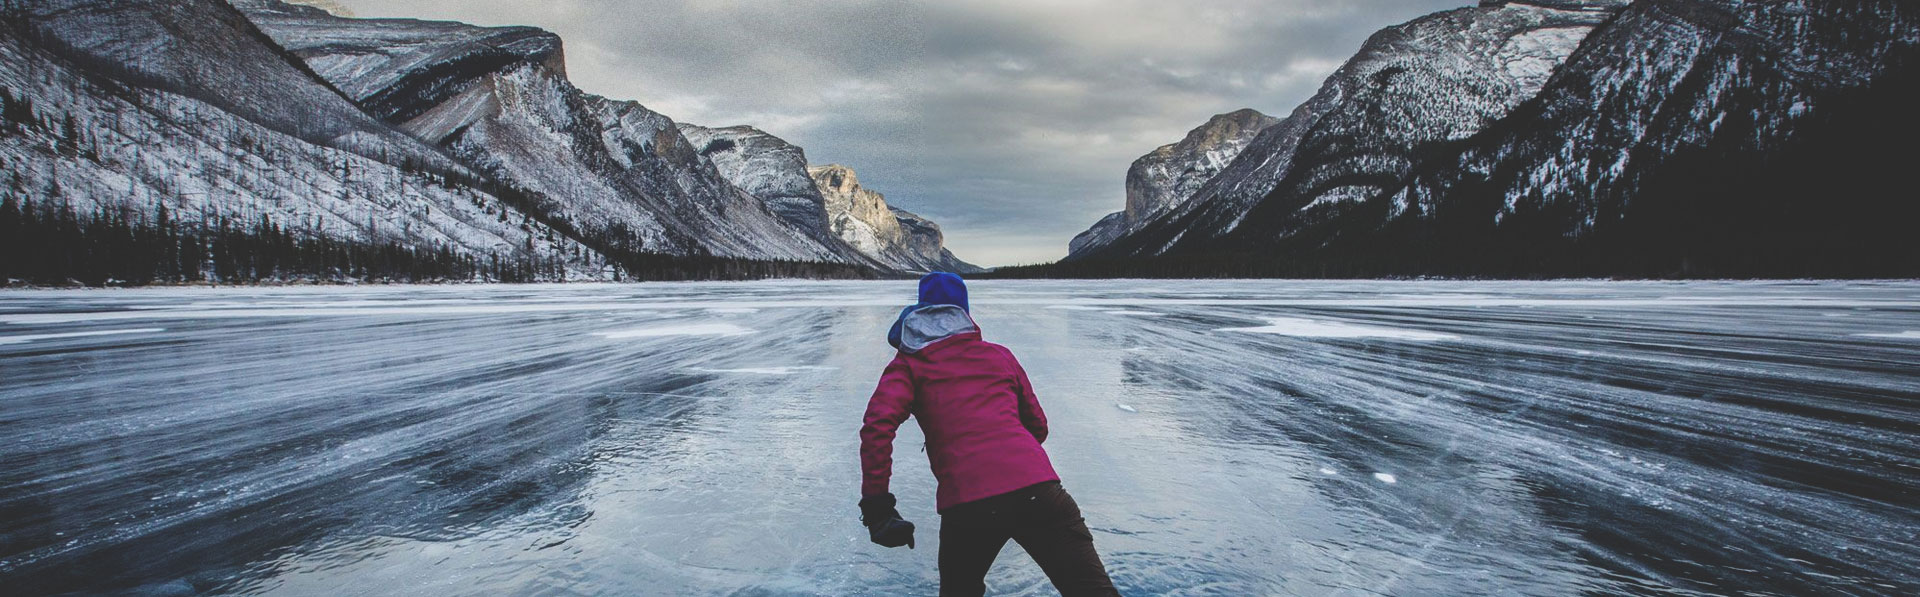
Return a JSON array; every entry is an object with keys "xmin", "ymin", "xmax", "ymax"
[{"xmin": 1, "ymin": 280, "xmax": 1917, "ymax": 596}]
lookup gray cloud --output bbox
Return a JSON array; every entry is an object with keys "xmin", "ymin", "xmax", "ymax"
[{"xmin": 333, "ymin": 0, "xmax": 1467, "ymax": 266}]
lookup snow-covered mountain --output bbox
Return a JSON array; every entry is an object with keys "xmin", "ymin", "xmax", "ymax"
[
  {"xmin": 1068, "ymin": 108, "xmax": 1279, "ymax": 257},
  {"xmin": 1080, "ymin": 0, "xmax": 1628, "ymax": 261},
  {"xmin": 678, "ymin": 124, "xmax": 977, "ymax": 273},
  {"xmin": 0, "ymin": 0, "xmax": 597, "ymax": 280},
  {"xmin": 808, "ymin": 164, "xmax": 980, "ymax": 274},
  {"xmin": 234, "ymin": 0, "xmax": 867, "ymax": 264},
  {"xmin": 1062, "ymin": 0, "xmax": 1917, "ymax": 277}
]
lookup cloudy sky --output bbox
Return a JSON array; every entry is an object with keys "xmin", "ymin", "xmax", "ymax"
[{"xmin": 329, "ymin": 0, "xmax": 1465, "ymax": 266}]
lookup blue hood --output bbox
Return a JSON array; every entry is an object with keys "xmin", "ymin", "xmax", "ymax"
[{"xmin": 888, "ymin": 272, "xmax": 970, "ymax": 349}]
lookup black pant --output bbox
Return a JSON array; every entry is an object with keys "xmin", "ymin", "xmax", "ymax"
[{"xmin": 938, "ymin": 481, "xmax": 1119, "ymax": 596}]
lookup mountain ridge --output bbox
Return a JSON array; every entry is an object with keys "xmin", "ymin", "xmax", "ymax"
[{"xmin": 235, "ymin": 0, "xmax": 868, "ymax": 263}]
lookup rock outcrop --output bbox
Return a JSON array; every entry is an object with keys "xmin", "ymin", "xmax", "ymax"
[
  {"xmin": 809, "ymin": 164, "xmax": 980, "ymax": 274},
  {"xmin": 1067, "ymin": 108, "xmax": 1278, "ymax": 258}
]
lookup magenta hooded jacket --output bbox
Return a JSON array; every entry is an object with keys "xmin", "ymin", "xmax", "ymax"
[{"xmin": 859, "ymin": 304, "xmax": 1060, "ymax": 512}]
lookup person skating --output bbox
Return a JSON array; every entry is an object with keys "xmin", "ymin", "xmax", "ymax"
[{"xmin": 858, "ymin": 272, "xmax": 1120, "ymax": 596}]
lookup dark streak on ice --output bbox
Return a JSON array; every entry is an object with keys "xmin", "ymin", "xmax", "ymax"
[{"xmin": 0, "ymin": 281, "xmax": 1916, "ymax": 596}]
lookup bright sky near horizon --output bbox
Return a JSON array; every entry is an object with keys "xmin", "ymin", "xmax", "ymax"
[{"xmin": 327, "ymin": 0, "xmax": 1465, "ymax": 267}]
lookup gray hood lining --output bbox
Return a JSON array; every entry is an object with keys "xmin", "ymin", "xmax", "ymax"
[{"xmin": 899, "ymin": 304, "xmax": 979, "ymax": 353}]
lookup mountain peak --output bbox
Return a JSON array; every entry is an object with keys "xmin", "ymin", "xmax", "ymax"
[
  {"xmin": 1480, "ymin": 0, "xmax": 1630, "ymax": 10},
  {"xmin": 1163, "ymin": 108, "xmax": 1279, "ymax": 157},
  {"xmin": 807, "ymin": 164, "xmax": 861, "ymax": 194},
  {"xmin": 1126, "ymin": 110, "xmax": 1281, "ymax": 222}
]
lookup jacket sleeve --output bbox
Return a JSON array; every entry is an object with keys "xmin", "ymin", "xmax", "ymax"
[
  {"xmin": 1011, "ymin": 353, "xmax": 1049, "ymax": 444},
  {"xmin": 859, "ymin": 355, "xmax": 916, "ymax": 497}
]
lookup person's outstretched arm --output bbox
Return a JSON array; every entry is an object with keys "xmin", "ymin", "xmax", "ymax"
[
  {"xmin": 860, "ymin": 356, "xmax": 916, "ymax": 497},
  {"xmin": 1011, "ymin": 354, "xmax": 1049, "ymax": 444},
  {"xmin": 858, "ymin": 356, "xmax": 919, "ymax": 549}
]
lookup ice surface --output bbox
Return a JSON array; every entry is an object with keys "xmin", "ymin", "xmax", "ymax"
[
  {"xmin": 0, "ymin": 328, "xmax": 165, "ymax": 345},
  {"xmin": 1858, "ymin": 331, "xmax": 1920, "ymax": 340},
  {"xmin": 1, "ymin": 280, "xmax": 1916, "ymax": 596},
  {"xmin": 595, "ymin": 324, "xmax": 753, "ymax": 339},
  {"xmin": 1218, "ymin": 316, "xmax": 1458, "ymax": 340},
  {"xmin": 685, "ymin": 366, "xmax": 838, "ymax": 375}
]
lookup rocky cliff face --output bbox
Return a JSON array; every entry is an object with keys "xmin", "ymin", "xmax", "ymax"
[
  {"xmin": 1082, "ymin": 0, "xmax": 1628, "ymax": 260},
  {"xmin": 809, "ymin": 164, "xmax": 979, "ymax": 273},
  {"xmin": 1067, "ymin": 108, "xmax": 1278, "ymax": 258},
  {"xmin": 675, "ymin": 124, "xmax": 838, "ymax": 246},
  {"xmin": 236, "ymin": 0, "xmax": 866, "ymax": 263},
  {"xmin": 1124, "ymin": 108, "xmax": 1281, "ymax": 225}
]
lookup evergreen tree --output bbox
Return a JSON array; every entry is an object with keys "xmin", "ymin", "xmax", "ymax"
[
  {"xmin": 0, "ymin": 193, "xmax": 17, "ymax": 282},
  {"xmin": 58, "ymin": 112, "xmax": 78, "ymax": 155}
]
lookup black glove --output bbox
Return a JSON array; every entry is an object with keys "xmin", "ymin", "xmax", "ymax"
[{"xmin": 859, "ymin": 493, "xmax": 915, "ymax": 549}]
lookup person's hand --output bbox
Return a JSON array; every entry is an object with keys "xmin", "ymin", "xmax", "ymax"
[{"xmin": 859, "ymin": 493, "xmax": 916, "ymax": 549}]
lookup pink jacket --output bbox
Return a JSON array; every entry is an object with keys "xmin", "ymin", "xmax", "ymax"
[{"xmin": 860, "ymin": 305, "xmax": 1059, "ymax": 512}]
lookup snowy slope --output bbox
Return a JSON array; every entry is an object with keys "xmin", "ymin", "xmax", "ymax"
[
  {"xmin": 234, "ymin": 0, "xmax": 563, "ymax": 124},
  {"xmin": 24, "ymin": 0, "xmax": 466, "ymax": 174},
  {"xmin": 1068, "ymin": 211, "xmax": 1129, "ymax": 257},
  {"xmin": 235, "ymin": 0, "xmax": 861, "ymax": 263},
  {"xmin": 0, "ymin": 0, "xmax": 600, "ymax": 279},
  {"xmin": 1385, "ymin": 0, "xmax": 1920, "ymax": 272},
  {"xmin": 1085, "ymin": 0, "xmax": 1627, "ymax": 260}
]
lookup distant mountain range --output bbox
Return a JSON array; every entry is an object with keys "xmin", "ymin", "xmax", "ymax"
[
  {"xmin": 1045, "ymin": 0, "xmax": 1918, "ymax": 278},
  {"xmin": 0, "ymin": 0, "xmax": 972, "ymax": 285}
]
